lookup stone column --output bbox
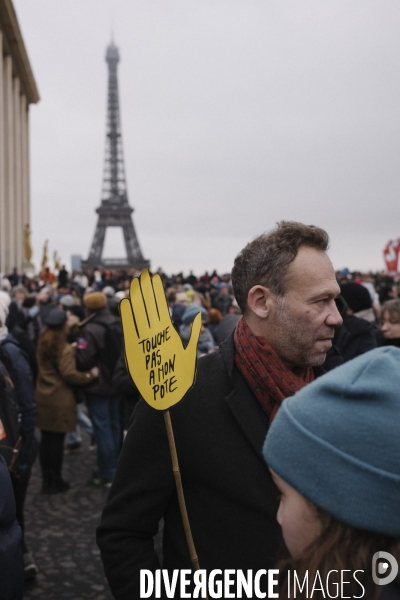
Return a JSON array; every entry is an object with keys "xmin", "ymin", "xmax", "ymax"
[
  {"xmin": 0, "ymin": 34, "xmax": 5, "ymax": 275},
  {"xmin": 21, "ymin": 93, "xmax": 31, "ymax": 270},
  {"xmin": 3, "ymin": 54, "xmax": 14, "ymax": 274},
  {"xmin": 14, "ymin": 77, "xmax": 23, "ymax": 271},
  {"xmin": 21, "ymin": 94, "xmax": 29, "ymax": 232}
]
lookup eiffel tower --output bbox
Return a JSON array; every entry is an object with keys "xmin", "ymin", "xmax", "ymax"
[{"xmin": 83, "ymin": 41, "xmax": 150, "ymax": 271}]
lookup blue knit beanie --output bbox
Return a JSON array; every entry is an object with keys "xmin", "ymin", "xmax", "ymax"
[{"xmin": 263, "ymin": 347, "xmax": 400, "ymax": 537}]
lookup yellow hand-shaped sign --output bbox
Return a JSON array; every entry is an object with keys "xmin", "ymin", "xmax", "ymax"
[{"xmin": 120, "ymin": 270, "xmax": 202, "ymax": 410}]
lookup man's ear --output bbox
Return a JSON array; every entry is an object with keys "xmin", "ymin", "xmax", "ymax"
[{"xmin": 247, "ymin": 285, "xmax": 275, "ymax": 319}]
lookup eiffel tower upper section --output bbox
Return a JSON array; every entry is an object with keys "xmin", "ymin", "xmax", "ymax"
[{"xmin": 83, "ymin": 41, "xmax": 150, "ymax": 271}]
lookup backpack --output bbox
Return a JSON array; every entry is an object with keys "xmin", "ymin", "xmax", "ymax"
[
  {"xmin": 96, "ymin": 318, "xmax": 124, "ymax": 375},
  {"xmin": 0, "ymin": 356, "xmax": 22, "ymax": 472}
]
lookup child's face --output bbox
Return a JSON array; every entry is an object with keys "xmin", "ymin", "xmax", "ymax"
[
  {"xmin": 270, "ymin": 469, "xmax": 322, "ymax": 558},
  {"xmin": 381, "ymin": 310, "xmax": 400, "ymax": 339}
]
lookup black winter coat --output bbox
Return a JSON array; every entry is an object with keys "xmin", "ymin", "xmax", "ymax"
[
  {"xmin": 112, "ymin": 351, "xmax": 140, "ymax": 429},
  {"xmin": 324, "ymin": 314, "xmax": 377, "ymax": 371},
  {"xmin": 97, "ymin": 333, "xmax": 285, "ymax": 599},
  {"xmin": 381, "ymin": 574, "xmax": 400, "ymax": 599},
  {"xmin": 76, "ymin": 307, "xmax": 118, "ymax": 396},
  {"xmin": 0, "ymin": 452, "xmax": 23, "ymax": 599},
  {"xmin": 1, "ymin": 335, "xmax": 36, "ymax": 464}
]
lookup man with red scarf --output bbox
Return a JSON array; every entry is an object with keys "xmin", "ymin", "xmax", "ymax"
[{"xmin": 97, "ymin": 221, "xmax": 342, "ymax": 599}]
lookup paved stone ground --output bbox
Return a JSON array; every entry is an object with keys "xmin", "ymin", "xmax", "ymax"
[{"xmin": 23, "ymin": 432, "xmax": 163, "ymax": 600}]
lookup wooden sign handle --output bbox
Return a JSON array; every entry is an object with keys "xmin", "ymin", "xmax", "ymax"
[{"xmin": 164, "ymin": 410, "xmax": 201, "ymax": 571}]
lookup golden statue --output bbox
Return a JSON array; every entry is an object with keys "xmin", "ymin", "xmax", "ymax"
[
  {"xmin": 41, "ymin": 240, "xmax": 49, "ymax": 270},
  {"xmin": 53, "ymin": 250, "xmax": 61, "ymax": 271},
  {"xmin": 24, "ymin": 224, "xmax": 33, "ymax": 263}
]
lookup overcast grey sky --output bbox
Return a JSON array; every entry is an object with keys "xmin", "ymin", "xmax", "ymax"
[{"xmin": 13, "ymin": 0, "xmax": 400, "ymax": 275}]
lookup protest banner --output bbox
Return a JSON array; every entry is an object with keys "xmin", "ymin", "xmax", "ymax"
[{"xmin": 120, "ymin": 270, "xmax": 202, "ymax": 572}]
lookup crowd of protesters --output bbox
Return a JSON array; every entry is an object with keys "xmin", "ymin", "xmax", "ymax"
[{"xmin": 0, "ymin": 259, "xmax": 400, "ymax": 593}]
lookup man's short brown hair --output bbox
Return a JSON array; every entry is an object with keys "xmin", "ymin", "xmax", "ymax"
[{"xmin": 231, "ymin": 221, "xmax": 329, "ymax": 313}]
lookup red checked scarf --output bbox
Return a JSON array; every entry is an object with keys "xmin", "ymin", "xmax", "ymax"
[{"xmin": 234, "ymin": 318, "xmax": 314, "ymax": 423}]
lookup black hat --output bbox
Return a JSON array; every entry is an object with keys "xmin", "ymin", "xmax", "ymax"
[
  {"xmin": 340, "ymin": 282, "xmax": 372, "ymax": 313},
  {"xmin": 44, "ymin": 308, "xmax": 67, "ymax": 328},
  {"xmin": 66, "ymin": 304, "xmax": 85, "ymax": 321}
]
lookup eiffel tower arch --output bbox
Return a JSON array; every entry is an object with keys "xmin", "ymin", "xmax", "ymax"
[{"xmin": 83, "ymin": 41, "xmax": 150, "ymax": 271}]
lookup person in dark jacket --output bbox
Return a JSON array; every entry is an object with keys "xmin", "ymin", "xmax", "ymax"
[
  {"xmin": 97, "ymin": 222, "xmax": 343, "ymax": 599},
  {"xmin": 212, "ymin": 282, "xmax": 233, "ymax": 315},
  {"xmin": 112, "ymin": 351, "xmax": 140, "ymax": 433},
  {"xmin": 324, "ymin": 295, "xmax": 377, "ymax": 371},
  {"xmin": 36, "ymin": 285, "xmax": 56, "ymax": 331},
  {"xmin": 58, "ymin": 265, "xmax": 69, "ymax": 288},
  {"xmin": 76, "ymin": 292, "xmax": 122, "ymax": 487},
  {"xmin": 6, "ymin": 287, "xmax": 38, "ymax": 382},
  {"xmin": 340, "ymin": 280, "xmax": 376, "ymax": 323},
  {"xmin": 0, "ymin": 452, "xmax": 23, "ymax": 599},
  {"xmin": 1, "ymin": 335, "xmax": 36, "ymax": 470},
  {"xmin": 217, "ymin": 299, "xmax": 242, "ymax": 344},
  {"xmin": 6, "ymin": 286, "xmax": 28, "ymax": 332},
  {"xmin": 170, "ymin": 291, "xmax": 189, "ymax": 329},
  {"xmin": 0, "ymin": 294, "xmax": 38, "ymax": 579}
]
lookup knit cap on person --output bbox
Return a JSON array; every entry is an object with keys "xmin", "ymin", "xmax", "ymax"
[
  {"xmin": 102, "ymin": 286, "xmax": 115, "ymax": 297},
  {"xmin": 59, "ymin": 294, "xmax": 75, "ymax": 308},
  {"xmin": 67, "ymin": 304, "xmax": 85, "ymax": 321},
  {"xmin": 340, "ymin": 282, "xmax": 372, "ymax": 313},
  {"xmin": 83, "ymin": 292, "xmax": 107, "ymax": 311},
  {"xmin": 115, "ymin": 291, "xmax": 127, "ymax": 300},
  {"xmin": 263, "ymin": 346, "xmax": 400, "ymax": 537},
  {"xmin": 44, "ymin": 308, "xmax": 67, "ymax": 328},
  {"xmin": 182, "ymin": 303, "xmax": 208, "ymax": 326}
]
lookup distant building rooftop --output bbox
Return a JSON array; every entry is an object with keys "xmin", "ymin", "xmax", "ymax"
[{"xmin": 0, "ymin": 0, "xmax": 39, "ymax": 104}]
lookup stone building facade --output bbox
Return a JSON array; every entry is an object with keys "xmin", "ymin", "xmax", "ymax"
[{"xmin": 0, "ymin": 0, "xmax": 39, "ymax": 275}]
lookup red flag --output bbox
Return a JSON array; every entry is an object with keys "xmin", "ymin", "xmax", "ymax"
[{"xmin": 383, "ymin": 239, "xmax": 400, "ymax": 275}]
